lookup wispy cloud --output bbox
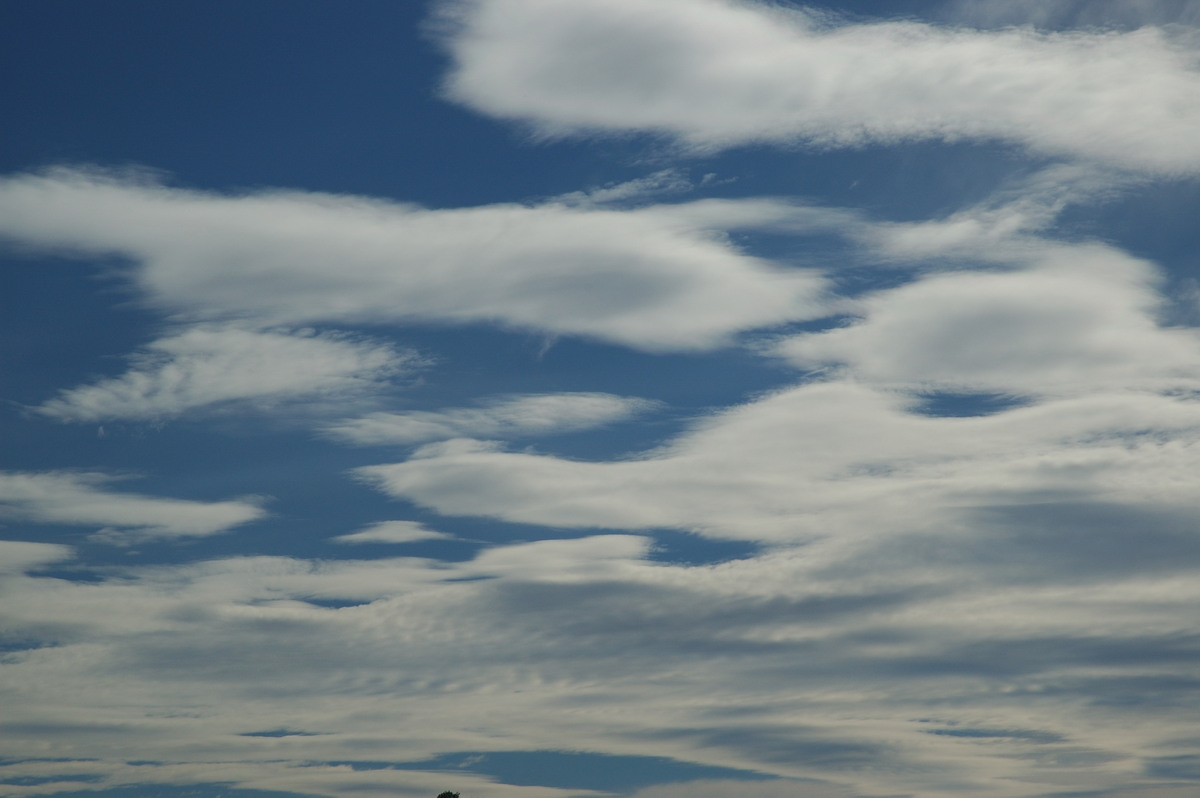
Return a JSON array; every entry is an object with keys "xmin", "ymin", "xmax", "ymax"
[
  {"xmin": 325, "ymin": 392, "xmax": 658, "ymax": 446},
  {"xmin": 438, "ymin": 0, "xmax": 1200, "ymax": 172},
  {"xmin": 35, "ymin": 325, "xmax": 417, "ymax": 423},
  {"xmin": 0, "ymin": 471, "xmax": 265, "ymax": 543},
  {"xmin": 551, "ymin": 168, "xmax": 696, "ymax": 207}
]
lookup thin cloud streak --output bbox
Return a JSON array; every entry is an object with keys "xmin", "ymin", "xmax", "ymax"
[{"xmin": 325, "ymin": 392, "xmax": 658, "ymax": 446}]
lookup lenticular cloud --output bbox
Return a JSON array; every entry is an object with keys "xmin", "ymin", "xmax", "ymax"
[
  {"xmin": 439, "ymin": 0, "xmax": 1200, "ymax": 173},
  {"xmin": 0, "ymin": 168, "xmax": 828, "ymax": 352}
]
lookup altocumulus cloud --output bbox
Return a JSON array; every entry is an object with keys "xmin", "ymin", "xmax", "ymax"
[
  {"xmin": 437, "ymin": 0, "xmax": 1200, "ymax": 172},
  {"xmin": 4, "ymin": 530, "xmax": 1200, "ymax": 797},
  {"xmin": 4, "ymin": 1, "xmax": 1200, "ymax": 797}
]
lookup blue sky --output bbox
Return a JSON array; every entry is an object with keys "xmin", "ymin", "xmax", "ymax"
[{"xmin": 3, "ymin": 1, "xmax": 1200, "ymax": 797}]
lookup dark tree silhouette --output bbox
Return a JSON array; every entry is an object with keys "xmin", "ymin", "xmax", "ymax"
[{"xmin": 437, "ymin": 792, "xmax": 460, "ymax": 798}]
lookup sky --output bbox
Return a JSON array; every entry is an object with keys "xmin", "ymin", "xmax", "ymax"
[{"xmin": 2, "ymin": 1, "xmax": 1200, "ymax": 797}]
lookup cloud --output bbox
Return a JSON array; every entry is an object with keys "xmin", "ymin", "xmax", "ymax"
[
  {"xmin": 4, "ymin": 13, "xmax": 1199, "ymax": 798},
  {"xmin": 325, "ymin": 392, "xmax": 658, "ymax": 445},
  {"xmin": 628, "ymin": 778, "xmax": 851, "ymax": 798},
  {"xmin": 861, "ymin": 162, "xmax": 1147, "ymax": 262},
  {"xmin": 943, "ymin": 0, "xmax": 1200, "ymax": 31},
  {"xmin": 0, "ymin": 471, "xmax": 265, "ymax": 543},
  {"xmin": 356, "ymin": 381, "xmax": 1200, "ymax": 548},
  {"xmin": 757, "ymin": 167, "xmax": 1200, "ymax": 396},
  {"xmin": 0, "ymin": 167, "xmax": 829, "ymax": 352},
  {"xmin": 34, "ymin": 325, "xmax": 417, "ymax": 423},
  {"xmin": 463, "ymin": 534, "xmax": 651, "ymax": 581},
  {"xmin": 0, "ymin": 540, "xmax": 74, "ymax": 574},
  {"xmin": 551, "ymin": 168, "xmax": 695, "ymax": 207},
  {"xmin": 3, "ymin": 535, "xmax": 1199, "ymax": 797},
  {"xmin": 332, "ymin": 520, "xmax": 453, "ymax": 544},
  {"xmin": 775, "ymin": 242, "xmax": 1200, "ymax": 396},
  {"xmin": 436, "ymin": 0, "xmax": 1200, "ymax": 172}
]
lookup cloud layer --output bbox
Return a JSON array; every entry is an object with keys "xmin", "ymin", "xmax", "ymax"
[
  {"xmin": 4, "ymin": 531, "xmax": 1199, "ymax": 798},
  {"xmin": 4, "ymin": 2, "xmax": 1200, "ymax": 796},
  {"xmin": 5, "ymin": 160, "xmax": 1199, "ymax": 795}
]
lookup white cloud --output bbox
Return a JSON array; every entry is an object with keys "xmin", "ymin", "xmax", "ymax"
[
  {"xmin": 325, "ymin": 392, "xmax": 657, "ymax": 445},
  {"xmin": 0, "ymin": 471, "xmax": 265, "ymax": 543},
  {"xmin": 357, "ymin": 377, "xmax": 1200, "ymax": 544},
  {"xmin": 943, "ymin": 0, "xmax": 1200, "ymax": 31},
  {"xmin": 332, "ymin": 520, "xmax": 453, "ymax": 544},
  {"xmin": 35, "ymin": 324, "xmax": 416, "ymax": 423},
  {"xmin": 4, "ymin": 535, "xmax": 1200, "ymax": 798},
  {"xmin": 437, "ymin": 0, "xmax": 1200, "ymax": 172},
  {"xmin": 551, "ymin": 168, "xmax": 695, "ymax": 207},
  {"xmin": 861, "ymin": 163, "xmax": 1147, "ymax": 262},
  {"xmin": 3, "ymin": 13, "xmax": 1198, "ymax": 798},
  {"xmin": 776, "ymin": 243, "xmax": 1200, "ymax": 396},
  {"xmin": 0, "ymin": 168, "xmax": 829, "ymax": 352},
  {"xmin": 5, "ymin": 161, "xmax": 1193, "ymax": 795},
  {"xmin": 0, "ymin": 540, "xmax": 74, "ymax": 574},
  {"xmin": 463, "ymin": 534, "xmax": 651, "ymax": 581}
]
